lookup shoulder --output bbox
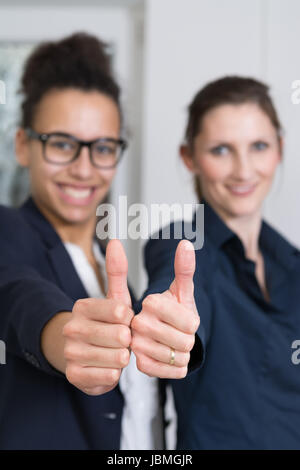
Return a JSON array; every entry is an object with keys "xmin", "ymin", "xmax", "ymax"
[
  {"xmin": 0, "ymin": 203, "xmax": 22, "ymax": 225},
  {"xmin": 144, "ymin": 219, "xmax": 215, "ymax": 280},
  {"xmin": 0, "ymin": 202, "xmax": 37, "ymax": 235},
  {"xmin": 0, "ymin": 204, "xmax": 42, "ymax": 263},
  {"xmin": 145, "ymin": 221, "xmax": 188, "ymax": 273},
  {"xmin": 261, "ymin": 219, "xmax": 300, "ymax": 267},
  {"xmin": 0, "ymin": 204, "xmax": 29, "ymax": 241}
]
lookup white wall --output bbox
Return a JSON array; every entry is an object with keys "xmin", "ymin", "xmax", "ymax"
[
  {"xmin": 0, "ymin": 2, "xmax": 145, "ymax": 291},
  {"xmin": 262, "ymin": 0, "xmax": 300, "ymax": 249},
  {"xmin": 141, "ymin": 0, "xmax": 300, "ymax": 261},
  {"xmin": 1, "ymin": 0, "xmax": 300, "ymax": 294}
]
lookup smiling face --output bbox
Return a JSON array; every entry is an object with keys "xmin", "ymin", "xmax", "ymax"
[
  {"xmin": 181, "ymin": 102, "xmax": 282, "ymax": 222},
  {"xmin": 16, "ymin": 88, "xmax": 121, "ymax": 228}
]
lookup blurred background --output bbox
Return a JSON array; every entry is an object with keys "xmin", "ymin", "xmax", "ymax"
[{"xmin": 0, "ymin": 0, "xmax": 300, "ymax": 296}]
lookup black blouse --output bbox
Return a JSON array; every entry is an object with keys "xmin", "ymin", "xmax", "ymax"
[{"xmin": 143, "ymin": 199, "xmax": 300, "ymax": 449}]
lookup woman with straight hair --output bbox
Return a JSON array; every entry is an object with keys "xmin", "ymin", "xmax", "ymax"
[{"xmin": 132, "ymin": 76, "xmax": 300, "ymax": 449}]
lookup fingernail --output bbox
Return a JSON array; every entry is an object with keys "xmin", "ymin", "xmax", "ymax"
[{"xmin": 182, "ymin": 240, "xmax": 194, "ymax": 251}]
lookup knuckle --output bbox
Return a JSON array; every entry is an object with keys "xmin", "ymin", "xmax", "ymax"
[
  {"xmin": 131, "ymin": 314, "xmax": 140, "ymax": 332},
  {"xmin": 130, "ymin": 316, "xmax": 137, "ymax": 331},
  {"xmin": 131, "ymin": 314, "xmax": 141, "ymax": 330},
  {"xmin": 117, "ymin": 325, "xmax": 131, "ymax": 347},
  {"xmin": 107, "ymin": 368, "xmax": 121, "ymax": 386},
  {"xmin": 62, "ymin": 322, "xmax": 72, "ymax": 338},
  {"xmin": 62, "ymin": 321, "xmax": 80, "ymax": 339},
  {"xmin": 193, "ymin": 315, "xmax": 200, "ymax": 332},
  {"xmin": 189, "ymin": 335, "xmax": 196, "ymax": 350},
  {"xmin": 63, "ymin": 343, "xmax": 77, "ymax": 361},
  {"xmin": 142, "ymin": 294, "xmax": 158, "ymax": 310},
  {"xmin": 183, "ymin": 310, "xmax": 200, "ymax": 335},
  {"xmin": 73, "ymin": 298, "xmax": 88, "ymax": 316},
  {"xmin": 131, "ymin": 314, "xmax": 148, "ymax": 334},
  {"xmin": 135, "ymin": 356, "xmax": 152, "ymax": 376},
  {"xmin": 181, "ymin": 342, "xmax": 189, "ymax": 354},
  {"xmin": 130, "ymin": 335, "xmax": 139, "ymax": 353},
  {"xmin": 182, "ymin": 335, "xmax": 195, "ymax": 353},
  {"xmin": 131, "ymin": 314, "xmax": 141, "ymax": 332},
  {"xmin": 185, "ymin": 317, "xmax": 198, "ymax": 335},
  {"xmin": 177, "ymin": 351, "xmax": 190, "ymax": 367},
  {"xmin": 185, "ymin": 351, "xmax": 191, "ymax": 365},
  {"xmin": 177, "ymin": 366, "xmax": 188, "ymax": 379},
  {"xmin": 113, "ymin": 303, "xmax": 127, "ymax": 323},
  {"xmin": 181, "ymin": 352, "xmax": 190, "ymax": 367},
  {"xmin": 118, "ymin": 348, "xmax": 130, "ymax": 368},
  {"xmin": 135, "ymin": 356, "xmax": 145, "ymax": 373},
  {"xmin": 65, "ymin": 363, "xmax": 81, "ymax": 386},
  {"xmin": 128, "ymin": 308, "xmax": 134, "ymax": 322}
]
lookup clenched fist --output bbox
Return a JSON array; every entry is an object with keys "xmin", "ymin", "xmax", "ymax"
[
  {"xmin": 62, "ymin": 239, "xmax": 133, "ymax": 395},
  {"xmin": 131, "ymin": 239, "xmax": 200, "ymax": 379}
]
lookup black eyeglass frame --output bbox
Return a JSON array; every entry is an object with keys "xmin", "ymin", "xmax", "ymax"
[{"xmin": 25, "ymin": 128, "xmax": 128, "ymax": 169}]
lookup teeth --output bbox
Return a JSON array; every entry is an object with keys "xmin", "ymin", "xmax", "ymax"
[{"xmin": 61, "ymin": 186, "xmax": 93, "ymax": 199}]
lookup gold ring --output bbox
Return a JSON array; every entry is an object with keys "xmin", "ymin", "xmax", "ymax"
[{"xmin": 170, "ymin": 348, "xmax": 175, "ymax": 365}]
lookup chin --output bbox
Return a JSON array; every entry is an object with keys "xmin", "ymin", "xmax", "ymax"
[
  {"xmin": 61, "ymin": 207, "xmax": 95, "ymax": 225},
  {"xmin": 224, "ymin": 198, "xmax": 263, "ymax": 218}
]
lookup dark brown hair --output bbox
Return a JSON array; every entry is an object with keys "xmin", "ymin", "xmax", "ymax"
[
  {"xmin": 183, "ymin": 76, "xmax": 282, "ymax": 200},
  {"xmin": 19, "ymin": 32, "xmax": 121, "ymax": 128}
]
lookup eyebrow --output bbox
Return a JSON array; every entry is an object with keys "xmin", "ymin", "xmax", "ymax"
[
  {"xmin": 38, "ymin": 130, "xmax": 120, "ymax": 141},
  {"xmin": 205, "ymin": 141, "xmax": 232, "ymax": 148},
  {"xmin": 207, "ymin": 137, "xmax": 272, "ymax": 145}
]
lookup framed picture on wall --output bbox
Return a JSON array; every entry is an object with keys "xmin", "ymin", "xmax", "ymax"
[{"xmin": 0, "ymin": 42, "xmax": 34, "ymax": 206}]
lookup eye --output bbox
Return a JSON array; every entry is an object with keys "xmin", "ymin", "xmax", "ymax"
[
  {"xmin": 210, "ymin": 144, "xmax": 230, "ymax": 156},
  {"xmin": 252, "ymin": 141, "xmax": 269, "ymax": 151},
  {"xmin": 94, "ymin": 143, "xmax": 115, "ymax": 155},
  {"xmin": 49, "ymin": 138, "xmax": 75, "ymax": 152},
  {"xmin": 55, "ymin": 142, "xmax": 73, "ymax": 150}
]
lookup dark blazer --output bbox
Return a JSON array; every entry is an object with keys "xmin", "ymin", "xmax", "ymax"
[{"xmin": 0, "ymin": 197, "xmax": 133, "ymax": 450}]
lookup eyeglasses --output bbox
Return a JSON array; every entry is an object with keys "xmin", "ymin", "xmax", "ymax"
[{"xmin": 25, "ymin": 128, "xmax": 128, "ymax": 169}]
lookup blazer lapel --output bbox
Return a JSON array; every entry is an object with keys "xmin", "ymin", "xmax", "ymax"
[
  {"xmin": 47, "ymin": 243, "xmax": 88, "ymax": 301},
  {"xmin": 20, "ymin": 197, "xmax": 88, "ymax": 301},
  {"xmin": 20, "ymin": 197, "xmax": 136, "ymax": 304}
]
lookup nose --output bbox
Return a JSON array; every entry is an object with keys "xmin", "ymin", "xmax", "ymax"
[
  {"xmin": 232, "ymin": 151, "xmax": 254, "ymax": 181},
  {"xmin": 68, "ymin": 145, "xmax": 94, "ymax": 179}
]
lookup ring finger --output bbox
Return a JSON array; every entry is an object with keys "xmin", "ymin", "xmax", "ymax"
[{"xmin": 131, "ymin": 333, "xmax": 190, "ymax": 367}]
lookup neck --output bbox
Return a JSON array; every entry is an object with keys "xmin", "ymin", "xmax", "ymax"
[
  {"xmin": 209, "ymin": 201, "xmax": 263, "ymax": 261},
  {"xmin": 57, "ymin": 221, "xmax": 96, "ymax": 259},
  {"xmin": 226, "ymin": 213, "xmax": 262, "ymax": 261},
  {"xmin": 34, "ymin": 199, "xmax": 96, "ymax": 259}
]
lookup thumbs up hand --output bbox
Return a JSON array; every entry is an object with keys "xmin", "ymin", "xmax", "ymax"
[
  {"xmin": 63, "ymin": 240, "xmax": 133, "ymax": 395},
  {"xmin": 131, "ymin": 240, "xmax": 200, "ymax": 379}
]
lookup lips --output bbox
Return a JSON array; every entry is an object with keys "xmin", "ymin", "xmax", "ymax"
[{"xmin": 227, "ymin": 184, "xmax": 257, "ymax": 196}]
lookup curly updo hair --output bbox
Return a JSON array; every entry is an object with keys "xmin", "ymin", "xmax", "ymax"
[{"xmin": 19, "ymin": 32, "xmax": 121, "ymax": 128}]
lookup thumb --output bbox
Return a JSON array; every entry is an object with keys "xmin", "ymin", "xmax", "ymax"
[
  {"xmin": 169, "ymin": 239, "xmax": 196, "ymax": 309},
  {"xmin": 106, "ymin": 239, "xmax": 131, "ymax": 306}
]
